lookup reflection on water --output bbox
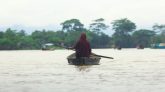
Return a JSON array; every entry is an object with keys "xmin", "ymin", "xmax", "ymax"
[
  {"xmin": 75, "ymin": 65, "xmax": 92, "ymax": 72},
  {"xmin": 0, "ymin": 49, "xmax": 165, "ymax": 92}
]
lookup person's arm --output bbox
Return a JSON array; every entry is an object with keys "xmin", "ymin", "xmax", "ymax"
[
  {"xmin": 89, "ymin": 48, "xmax": 91, "ymax": 54},
  {"xmin": 67, "ymin": 41, "xmax": 79, "ymax": 50},
  {"xmin": 88, "ymin": 41, "xmax": 92, "ymax": 54}
]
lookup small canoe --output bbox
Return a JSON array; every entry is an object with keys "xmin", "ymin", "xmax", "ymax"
[{"xmin": 67, "ymin": 53, "xmax": 101, "ymax": 65}]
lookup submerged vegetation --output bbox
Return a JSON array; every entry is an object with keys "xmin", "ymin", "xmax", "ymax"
[{"xmin": 0, "ymin": 18, "xmax": 165, "ymax": 50}]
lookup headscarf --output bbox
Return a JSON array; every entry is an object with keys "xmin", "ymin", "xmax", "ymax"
[
  {"xmin": 79, "ymin": 32, "xmax": 86, "ymax": 42},
  {"xmin": 74, "ymin": 32, "xmax": 91, "ymax": 57}
]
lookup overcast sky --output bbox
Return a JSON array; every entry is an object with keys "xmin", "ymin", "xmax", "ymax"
[{"xmin": 0, "ymin": 0, "xmax": 165, "ymax": 33}]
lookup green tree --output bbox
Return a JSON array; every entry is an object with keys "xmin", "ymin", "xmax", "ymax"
[
  {"xmin": 0, "ymin": 38, "xmax": 12, "ymax": 50},
  {"xmin": 61, "ymin": 19, "xmax": 84, "ymax": 31},
  {"xmin": 111, "ymin": 18, "xmax": 136, "ymax": 48},
  {"xmin": 0, "ymin": 31, "xmax": 4, "ymax": 38},
  {"xmin": 3, "ymin": 28, "xmax": 19, "ymax": 49},
  {"xmin": 89, "ymin": 18, "xmax": 109, "ymax": 47},
  {"xmin": 153, "ymin": 24, "xmax": 165, "ymax": 35},
  {"xmin": 132, "ymin": 29, "xmax": 155, "ymax": 47},
  {"xmin": 89, "ymin": 32, "xmax": 110, "ymax": 48},
  {"xmin": 17, "ymin": 30, "xmax": 26, "ymax": 37},
  {"xmin": 31, "ymin": 30, "xmax": 47, "ymax": 48},
  {"xmin": 90, "ymin": 18, "xmax": 109, "ymax": 35},
  {"xmin": 47, "ymin": 30, "xmax": 66, "ymax": 46},
  {"xmin": 152, "ymin": 24, "xmax": 165, "ymax": 43},
  {"xmin": 64, "ymin": 31, "xmax": 82, "ymax": 46},
  {"xmin": 17, "ymin": 36, "xmax": 36, "ymax": 49}
]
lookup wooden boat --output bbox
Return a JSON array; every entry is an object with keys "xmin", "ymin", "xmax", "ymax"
[{"xmin": 67, "ymin": 53, "xmax": 101, "ymax": 65}]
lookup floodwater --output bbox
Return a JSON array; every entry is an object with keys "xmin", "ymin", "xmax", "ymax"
[{"xmin": 0, "ymin": 49, "xmax": 165, "ymax": 92}]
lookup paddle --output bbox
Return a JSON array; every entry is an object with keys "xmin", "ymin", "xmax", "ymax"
[
  {"xmin": 92, "ymin": 54, "xmax": 114, "ymax": 59},
  {"xmin": 68, "ymin": 48, "xmax": 114, "ymax": 59},
  {"xmin": 55, "ymin": 44, "xmax": 114, "ymax": 59}
]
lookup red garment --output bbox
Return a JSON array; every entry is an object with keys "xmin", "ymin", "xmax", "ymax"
[{"xmin": 74, "ymin": 33, "xmax": 91, "ymax": 57}]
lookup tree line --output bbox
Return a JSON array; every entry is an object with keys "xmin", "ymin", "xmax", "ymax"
[{"xmin": 0, "ymin": 18, "xmax": 165, "ymax": 50}]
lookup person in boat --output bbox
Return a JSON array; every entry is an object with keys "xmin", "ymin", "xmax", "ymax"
[
  {"xmin": 136, "ymin": 44, "xmax": 144, "ymax": 49},
  {"xmin": 68, "ymin": 32, "xmax": 91, "ymax": 58}
]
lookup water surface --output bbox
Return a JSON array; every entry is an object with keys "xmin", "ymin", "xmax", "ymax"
[{"xmin": 0, "ymin": 49, "xmax": 165, "ymax": 92}]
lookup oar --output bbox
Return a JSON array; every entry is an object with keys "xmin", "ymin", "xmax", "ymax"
[
  {"xmin": 92, "ymin": 54, "xmax": 114, "ymax": 59},
  {"xmin": 55, "ymin": 44, "xmax": 114, "ymax": 59}
]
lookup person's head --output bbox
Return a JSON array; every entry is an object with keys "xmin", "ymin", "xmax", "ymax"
[{"xmin": 79, "ymin": 32, "xmax": 86, "ymax": 41}]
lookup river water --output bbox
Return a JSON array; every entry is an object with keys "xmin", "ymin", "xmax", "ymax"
[{"xmin": 0, "ymin": 49, "xmax": 165, "ymax": 92}]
